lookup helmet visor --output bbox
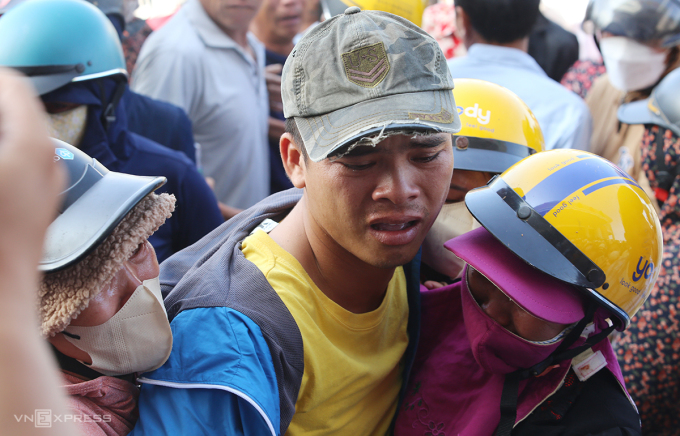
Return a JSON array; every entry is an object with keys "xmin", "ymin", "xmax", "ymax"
[{"xmin": 465, "ymin": 176, "xmax": 606, "ymax": 289}]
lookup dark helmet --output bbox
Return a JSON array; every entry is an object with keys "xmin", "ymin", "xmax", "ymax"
[
  {"xmin": 42, "ymin": 140, "xmax": 165, "ymax": 272},
  {"xmin": 583, "ymin": 0, "xmax": 680, "ymax": 47}
]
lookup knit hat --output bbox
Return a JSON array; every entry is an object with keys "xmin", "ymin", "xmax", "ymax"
[{"xmin": 40, "ymin": 192, "xmax": 175, "ymax": 337}]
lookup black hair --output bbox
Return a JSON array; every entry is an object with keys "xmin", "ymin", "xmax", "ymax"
[
  {"xmin": 285, "ymin": 118, "xmax": 309, "ymax": 162},
  {"xmin": 455, "ymin": 0, "xmax": 541, "ymax": 44}
]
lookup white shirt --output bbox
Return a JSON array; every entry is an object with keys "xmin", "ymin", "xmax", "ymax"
[
  {"xmin": 447, "ymin": 44, "xmax": 592, "ymax": 151},
  {"xmin": 132, "ymin": 0, "xmax": 270, "ymax": 208}
]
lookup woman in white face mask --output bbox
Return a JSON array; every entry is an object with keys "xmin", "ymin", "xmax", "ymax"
[
  {"xmin": 583, "ymin": 0, "xmax": 680, "ymax": 187},
  {"xmin": 422, "ymin": 79, "xmax": 544, "ymax": 286},
  {"xmin": 38, "ymin": 141, "xmax": 175, "ymax": 436}
]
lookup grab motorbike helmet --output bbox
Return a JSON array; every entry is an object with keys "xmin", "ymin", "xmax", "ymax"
[
  {"xmin": 452, "ymin": 79, "xmax": 544, "ymax": 174},
  {"xmin": 466, "ymin": 149, "xmax": 663, "ymax": 329}
]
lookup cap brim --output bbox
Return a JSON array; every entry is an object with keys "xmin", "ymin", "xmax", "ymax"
[
  {"xmin": 40, "ymin": 172, "xmax": 165, "ymax": 272},
  {"xmin": 445, "ymin": 227, "xmax": 585, "ymax": 324},
  {"xmin": 617, "ymin": 99, "xmax": 670, "ymax": 130},
  {"xmin": 296, "ymin": 89, "xmax": 461, "ymax": 162}
]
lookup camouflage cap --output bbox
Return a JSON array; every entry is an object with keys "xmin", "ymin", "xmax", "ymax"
[{"xmin": 281, "ymin": 6, "xmax": 461, "ymax": 162}]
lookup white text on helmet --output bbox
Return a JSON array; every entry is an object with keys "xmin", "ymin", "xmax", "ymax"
[{"xmin": 457, "ymin": 104, "xmax": 491, "ymax": 125}]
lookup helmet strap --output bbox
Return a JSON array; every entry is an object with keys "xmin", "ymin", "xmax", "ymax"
[
  {"xmin": 494, "ymin": 302, "xmax": 616, "ymax": 435},
  {"xmin": 98, "ymin": 79, "xmax": 127, "ymax": 131}
]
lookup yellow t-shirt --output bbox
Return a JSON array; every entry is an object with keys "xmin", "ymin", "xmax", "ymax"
[{"xmin": 241, "ymin": 229, "xmax": 409, "ymax": 436}]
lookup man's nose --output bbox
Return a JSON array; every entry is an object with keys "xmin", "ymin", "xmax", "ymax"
[{"xmin": 372, "ymin": 162, "xmax": 420, "ymax": 205}]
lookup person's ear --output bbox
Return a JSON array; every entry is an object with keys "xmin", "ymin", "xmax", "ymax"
[
  {"xmin": 280, "ymin": 132, "xmax": 306, "ymax": 188},
  {"xmin": 454, "ymin": 6, "xmax": 467, "ymax": 41}
]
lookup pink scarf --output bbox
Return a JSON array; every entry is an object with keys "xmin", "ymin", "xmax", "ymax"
[
  {"xmin": 62, "ymin": 373, "xmax": 139, "ymax": 436},
  {"xmin": 395, "ymin": 281, "xmax": 626, "ymax": 435}
]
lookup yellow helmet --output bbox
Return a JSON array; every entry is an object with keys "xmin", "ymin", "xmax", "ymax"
[
  {"xmin": 465, "ymin": 149, "xmax": 663, "ymax": 329},
  {"xmin": 320, "ymin": 0, "xmax": 428, "ymax": 26},
  {"xmin": 453, "ymin": 79, "xmax": 545, "ymax": 174}
]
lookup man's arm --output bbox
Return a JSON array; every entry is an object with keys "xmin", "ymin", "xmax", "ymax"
[{"xmin": 0, "ymin": 69, "xmax": 76, "ymax": 436}]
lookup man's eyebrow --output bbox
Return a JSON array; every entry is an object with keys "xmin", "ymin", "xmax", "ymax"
[
  {"xmin": 410, "ymin": 134, "xmax": 449, "ymax": 148},
  {"xmin": 340, "ymin": 145, "xmax": 379, "ymax": 157}
]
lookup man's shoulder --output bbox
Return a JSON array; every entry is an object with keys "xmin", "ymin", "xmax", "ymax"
[
  {"xmin": 127, "ymin": 133, "xmax": 194, "ymax": 170},
  {"xmin": 139, "ymin": 11, "xmax": 203, "ymax": 60}
]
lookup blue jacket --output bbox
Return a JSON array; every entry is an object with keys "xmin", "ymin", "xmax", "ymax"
[
  {"xmin": 124, "ymin": 87, "xmax": 197, "ymax": 164},
  {"xmin": 131, "ymin": 189, "xmax": 422, "ymax": 435},
  {"xmin": 42, "ymin": 78, "xmax": 223, "ymax": 262}
]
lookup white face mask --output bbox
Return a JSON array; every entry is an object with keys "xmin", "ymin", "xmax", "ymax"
[
  {"xmin": 599, "ymin": 36, "xmax": 669, "ymax": 92},
  {"xmin": 63, "ymin": 277, "xmax": 173, "ymax": 376},
  {"xmin": 422, "ymin": 201, "xmax": 481, "ymax": 279},
  {"xmin": 45, "ymin": 105, "xmax": 88, "ymax": 147}
]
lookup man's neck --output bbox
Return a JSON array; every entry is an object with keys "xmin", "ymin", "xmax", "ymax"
[
  {"xmin": 465, "ymin": 33, "xmax": 529, "ymax": 53},
  {"xmin": 213, "ymin": 23, "xmax": 253, "ymax": 56},
  {"xmin": 269, "ymin": 198, "xmax": 397, "ymax": 314},
  {"xmin": 250, "ymin": 25, "xmax": 295, "ymax": 57}
]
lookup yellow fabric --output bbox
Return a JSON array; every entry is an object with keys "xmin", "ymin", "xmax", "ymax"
[
  {"xmin": 241, "ymin": 229, "xmax": 409, "ymax": 436},
  {"xmin": 340, "ymin": 0, "xmax": 427, "ymax": 26}
]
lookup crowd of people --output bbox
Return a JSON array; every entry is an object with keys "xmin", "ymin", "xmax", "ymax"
[{"xmin": 0, "ymin": 0, "xmax": 678, "ymax": 435}]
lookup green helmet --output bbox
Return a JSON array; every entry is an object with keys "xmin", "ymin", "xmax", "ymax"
[{"xmin": 0, "ymin": 0, "xmax": 127, "ymax": 95}]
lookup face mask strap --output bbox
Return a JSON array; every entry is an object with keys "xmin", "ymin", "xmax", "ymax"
[{"xmin": 494, "ymin": 302, "xmax": 616, "ymax": 436}]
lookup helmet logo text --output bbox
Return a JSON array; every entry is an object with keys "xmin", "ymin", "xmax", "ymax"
[
  {"xmin": 632, "ymin": 256, "xmax": 654, "ymax": 282},
  {"xmin": 55, "ymin": 148, "xmax": 74, "ymax": 161},
  {"xmin": 457, "ymin": 104, "xmax": 491, "ymax": 125}
]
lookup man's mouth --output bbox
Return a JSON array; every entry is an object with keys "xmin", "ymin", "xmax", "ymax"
[
  {"xmin": 370, "ymin": 221, "xmax": 418, "ymax": 231},
  {"xmin": 368, "ymin": 218, "xmax": 422, "ymax": 246}
]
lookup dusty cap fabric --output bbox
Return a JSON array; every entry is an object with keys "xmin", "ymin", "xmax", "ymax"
[
  {"xmin": 445, "ymin": 227, "xmax": 585, "ymax": 325},
  {"xmin": 281, "ymin": 6, "xmax": 461, "ymax": 162},
  {"xmin": 40, "ymin": 192, "xmax": 175, "ymax": 337}
]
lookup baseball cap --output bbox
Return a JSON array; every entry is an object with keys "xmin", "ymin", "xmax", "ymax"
[
  {"xmin": 618, "ymin": 67, "xmax": 680, "ymax": 136},
  {"xmin": 445, "ymin": 227, "xmax": 586, "ymax": 325},
  {"xmin": 281, "ymin": 6, "xmax": 461, "ymax": 162}
]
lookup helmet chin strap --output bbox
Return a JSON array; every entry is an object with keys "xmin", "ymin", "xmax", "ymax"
[
  {"xmin": 98, "ymin": 78, "xmax": 127, "ymax": 131},
  {"xmin": 495, "ymin": 302, "xmax": 616, "ymax": 436}
]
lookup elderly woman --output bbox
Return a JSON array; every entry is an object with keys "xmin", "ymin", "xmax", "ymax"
[
  {"xmin": 39, "ymin": 141, "xmax": 175, "ymax": 435},
  {"xmin": 396, "ymin": 149, "xmax": 661, "ymax": 435}
]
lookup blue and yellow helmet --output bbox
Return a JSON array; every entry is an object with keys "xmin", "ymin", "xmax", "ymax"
[{"xmin": 466, "ymin": 149, "xmax": 663, "ymax": 329}]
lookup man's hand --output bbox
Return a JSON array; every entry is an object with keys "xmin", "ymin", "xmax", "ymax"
[
  {"xmin": 0, "ymin": 69, "xmax": 65, "ymax": 295},
  {"xmin": 265, "ymin": 63, "xmax": 283, "ymax": 113}
]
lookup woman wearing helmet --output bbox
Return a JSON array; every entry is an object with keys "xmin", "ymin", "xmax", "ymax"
[
  {"xmin": 583, "ymin": 0, "xmax": 680, "ymax": 191},
  {"xmin": 616, "ymin": 67, "xmax": 680, "ymax": 433},
  {"xmin": 422, "ymin": 79, "xmax": 544, "ymax": 282},
  {"xmin": 396, "ymin": 149, "xmax": 661, "ymax": 435},
  {"xmin": 40, "ymin": 141, "xmax": 175, "ymax": 435}
]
